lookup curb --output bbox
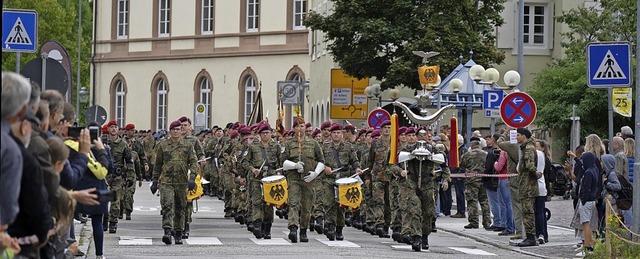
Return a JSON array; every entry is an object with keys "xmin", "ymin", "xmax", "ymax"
[
  {"xmin": 75, "ymin": 220, "xmax": 91, "ymax": 259},
  {"xmin": 436, "ymin": 227, "xmax": 552, "ymax": 259}
]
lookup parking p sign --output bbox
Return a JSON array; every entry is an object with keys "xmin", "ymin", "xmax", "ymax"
[{"xmin": 483, "ymin": 90, "xmax": 503, "ymax": 109}]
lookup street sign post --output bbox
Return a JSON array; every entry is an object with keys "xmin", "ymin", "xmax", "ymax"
[
  {"xmin": 367, "ymin": 108, "xmax": 390, "ymax": 129},
  {"xmin": 2, "ymin": 9, "xmax": 38, "ymax": 52},
  {"xmin": 330, "ymin": 69, "xmax": 368, "ymax": 119},
  {"xmin": 194, "ymin": 102, "xmax": 207, "ymax": 133},
  {"xmin": 587, "ymin": 42, "xmax": 632, "ymax": 88},
  {"xmin": 277, "ymin": 81, "xmax": 302, "ymax": 105},
  {"xmin": 499, "ymin": 92, "xmax": 537, "ymax": 128},
  {"xmin": 85, "ymin": 105, "xmax": 107, "ymax": 125},
  {"xmin": 483, "ymin": 90, "xmax": 503, "ymax": 118}
]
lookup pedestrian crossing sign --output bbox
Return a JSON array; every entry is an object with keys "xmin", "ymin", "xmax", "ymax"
[
  {"xmin": 587, "ymin": 42, "xmax": 632, "ymax": 88},
  {"xmin": 2, "ymin": 9, "xmax": 38, "ymax": 53}
]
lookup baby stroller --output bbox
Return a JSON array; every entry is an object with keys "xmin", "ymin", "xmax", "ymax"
[{"xmin": 551, "ymin": 162, "xmax": 572, "ymax": 200}]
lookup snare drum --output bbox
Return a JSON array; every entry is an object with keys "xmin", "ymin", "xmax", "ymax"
[
  {"xmin": 261, "ymin": 175, "xmax": 288, "ymax": 206},
  {"xmin": 335, "ymin": 177, "xmax": 362, "ymax": 209}
]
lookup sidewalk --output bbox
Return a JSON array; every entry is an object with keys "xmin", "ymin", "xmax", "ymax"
[
  {"xmin": 436, "ymin": 215, "xmax": 582, "ymax": 258},
  {"xmin": 73, "ymin": 219, "xmax": 91, "ymax": 259}
]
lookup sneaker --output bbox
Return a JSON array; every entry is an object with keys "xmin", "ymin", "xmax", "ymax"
[
  {"xmin": 575, "ymin": 249, "xmax": 593, "ymax": 257},
  {"xmin": 537, "ymin": 235, "xmax": 545, "ymax": 244},
  {"xmin": 96, "ymin": 256, "xmax": 106, "ymax": 259},
  {"xmin": 436, "ymin": 213, "xmax": 445, "ymax": 218}
]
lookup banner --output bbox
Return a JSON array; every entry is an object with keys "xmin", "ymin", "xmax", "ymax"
[{"xmin": 612, "ymin": 87, "xmax": 632, "ymax": 117}]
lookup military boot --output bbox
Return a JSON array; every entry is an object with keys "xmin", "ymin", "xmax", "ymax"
[
  {"xmin": 162, "ymin": 229, "xmax": 172, "ymax": 245},
  {"xmin": 309, "ymin": 217, "xmax": 316, "ymax": 233},
  {"xmin": 263, "ymin": 222, "xmax": 272, "ymax": 239},
  {"xmin": 182, "ymin": 224, "xmax": 190, "ymax": 239},
  {"xmin": 422, "ymin": 235, "xmax": 429, "ymax": 250},
  {"xmin": 345, "ymin": 212, "xmax": 353, "ymax": 227},
  {"xmin": 381, "ymin": 226, "xmax": 390, "ymax": 238},
  {"xmin": 314, "ymin": 217, "xmax": 324, "ymax": 234},
  {"xmin": 174, "ymin": 231, "xmax": 183, "ymax": 245},
  {"xmin": 353, "ymin": 215, "xmax": 362, "ymax": 230},
  {"xmin": 391, "ymin": 226, "xmax": 401, "ymax": 241},
  {"xmin": 288, "ymin": 226, "xmax": 298, "ymax": 243},
  {"xmin": 299, "ymin": 228, "xmax": 309, "ymax": 242},
  {"xmin": 411, "ymin": 236, "xmax": 422, "ymax": 252},
  {"xmin": 118, "ymin": 211, "xmax": 123, "ymax": 219},
  {"xmin": 252, "ymin": 220, "xmax": 263, "ymax": 239},
  {"xmin": 247, "ymin": 220, "xmax": 254, "ymax": 231},
  {"xmin": 108, "ymin": 222, "xmax": 117, "ymax": 234},
  {"xmin": 403, "ymin": 233, "xmax": 412, "ymax": 244},
  {"xmin": 336, "ymin": 226, "xmax": 344, "ymax": 241},
  {"xmin": 125, "ymin": 211, "xmax": 132, "ymax": 221},
  {"xmin": 224, "ymin": 208, "xmax": 233, "ymax": 218},
  {"xmin": 325, "ymin": 224, "xmax": 336, "ymax": 241},
  {"xmin": 102, "ymin": 219, "xmax": 108, "ymax": 232},
  {"xmin": 517, "ymin": 235, "xmax": 539, "ymax": 247}
]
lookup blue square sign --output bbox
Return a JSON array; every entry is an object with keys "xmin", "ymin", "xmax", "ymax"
[
  {"xmin": 587, "ymin": 42, "xmax": 631, "ymax": 88},
  {"xmin": 483, "ymin": 90, "xmax": 503, "ymax": 109},
  {"xmin": 2, "ymin": 9, "xmax": 38, "ymax": 53}
]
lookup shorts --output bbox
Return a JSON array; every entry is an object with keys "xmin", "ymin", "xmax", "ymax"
[{"xmin": 578, "ymin": 201, "xmax": 596, "ymax": 224}]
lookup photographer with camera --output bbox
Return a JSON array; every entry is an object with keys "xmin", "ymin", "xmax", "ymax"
[
  {"xmin": 71, "ymin": 121, "xmax": 111, "ymax": 259},
  {"xmin": 104, "ymin": 120, "xmax": 135, "ymax": 234}
]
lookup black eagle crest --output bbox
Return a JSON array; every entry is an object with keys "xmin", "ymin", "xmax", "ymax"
[
  {"xmin": 345, "ymin": 187, "xmax": 360, "ymax": 203},
  {"xmin": 269, "ymin": 184, "xmax": 286, "ymax": 201}
]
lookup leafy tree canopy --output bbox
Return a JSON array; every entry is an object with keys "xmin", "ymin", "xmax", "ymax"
[{"xmin": 305, "ymin": 0, "xmax": 507, "ymax": 90}]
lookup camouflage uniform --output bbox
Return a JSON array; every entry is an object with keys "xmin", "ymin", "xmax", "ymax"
[
  {"xmin": 120, "ymin": 150, "xmax": 141, "ymax": 218},
  {"xmin": 105, "ymin": 136, "xmax": 135, "ymax": 229},
  {"xmin": 242, "ymin": 138, "xmax": 282, "ymax": 237},
  {"xmin": 143, "ymin": 134, "xmax": 156, "ymax": 180},
  {"xmin": 222, "ymin": 137, "xmax": 239, "ymax": 215},
  {"xmin": 460, "ymin": 146, "xmax": 491, "ymax": 228},
  {"xmin": 518, "ymin": 138, "xmax": 539, "ymax": 239},
  {"xmin": 368, "ymin": 138, "xmax": 392, "ymax": 236},
  {"xmin": 282, "ymin": 135, "xmax": 324, "ymax": 230},
  {"xmin": 153, "ymin": 138, "xmax": 198, "ymax": 232},
  {"xmin": 235, "ymin": 138, "xmax": 252, "ymax": 221},
  {"xmin": 203, "ymin": 136, "xmax": 225, "ymax": 195},
  {"xmin": 319, "ymin": 141, "xmax": 359, "ymax": 239},
  {"xmin": 182, "ymin": 134, "xmax": 205, "ymax": 233},
  {"xmin": 397, "ymin": 143, "xmax": 450, "ymax": 248}
]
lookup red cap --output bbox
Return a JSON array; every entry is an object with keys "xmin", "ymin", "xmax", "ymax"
[
  {"xmin": 178, "ymin": 116, "xmax": 191, "ymax": 124},
  {"xmin": 344, "ymin": 124, "xmax": 355, "ymax": 131},
  {"xmin": 232, "ymin": 122, "xmax": 240, "ymax": 130},
  {"xmin": 311, "ymin": 129, "xmax": 321, "ymax": 138},
  {"xmin": 371, "ymin": 130, "xmax": 381, "ymax": 138},
  {"xmin": 101, "ymin": 125, "xmax": 109, "ymax": 134},
  {"xmin": 305, "ymin": 122, "xmax": 312, "ymax": 129},
  {"xmin": 320, "ymin": 121, "xmax": 332, "ymax": 130},
  {"xmin": 357, "ymin": 128, "xmax": 367, "ymax": 139},
  {"xmin": 257, "ymin": 123, "xmax": 272, "ymax": 133},
  {"xmin": 329, "ymin": 123, "xmax": 342, "ymax": 132},
  {"xmin": 398, "ymin": 126, "xmax": 407, "ymax": 135},
  {"xmin": 380, "ymin": 120, "xmax": 391, "ymax": 127},
  {"xmin": 106, "ymin": 120, "xmax": 118, "ymax": 128},
  {"xmin": 239, "ymin": 126, "xmax": 252, "ymax": 135},
  {"xmin": 230, "ymin": 131, "xmax": 239, "ymax": 139},
  {"xmin": 124, "ymin": 123, "xmax": 135, "ymax": 131},
  {"xmin": 170, "ymin": 120, "xmax": 182, "ymax": 129},
  {"xmin": 405, "ymin": 127, "xmax": 416, "ymax": 135},
  {"xmin": 293, "ymin": 117, "xmax": 305, "ymax": 127}
]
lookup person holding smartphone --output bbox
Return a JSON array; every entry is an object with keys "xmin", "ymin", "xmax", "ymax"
[{"xmin": 71, "ymin": 121, "xmax": 111, "ymax": 259}]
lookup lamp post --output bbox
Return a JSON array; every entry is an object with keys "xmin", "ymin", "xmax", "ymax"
[
  {"xmin": 76, "ymin": 86, "xmax": 89, "ymax": 123},
  {"xmin": 365, "ymin": 83, "xmax": 382, "ymax": 108},
  {"xmin": 467, "ymin": 64, "xmax": 521, "ymax": 135}
]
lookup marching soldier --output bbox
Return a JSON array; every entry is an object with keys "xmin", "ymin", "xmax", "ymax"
[
  {"xmin": 151, "ymin": 120, "xmax": 199, "ymax": 245},
  {"xmin": 235, "ymin": 127, "xmax": 253, "ymax": 228},
  {"xmin": 222, "ymin": 125, "xmax": 241, "ymax": 218},
  {"xmin": 203, "ymin": 126, "xmax": 225, "ymax": 197},
  {"xmin": 104, "ymin": 120, "xmax": 135, "ymax": 233},
  {"xmin": 242, "ymin": 124, "xmax": 282, "ymax": 239},
  {"xmin": 122, "ymin": 123, "xmax": 145, "ymax": 220},
  {"xmin": 143, "ymin": 130, "xmax": 156, "ymax": 181},
  {"xmin": 396, "ymin": 140, "xmax": 450, "ymax": 251},
  {"xmin": 310, "ymin": 120, "xmax": 333, "ymax": 234},
  {"xmin": 318, "ymin": 123, "xmax": 362, "ymax": 240},
  {"xmin": 281, "ymin": 117, "xmax": 325, "ymax": 243},
  {"xmin": 179, "ymin": 116, "xmax": 206, "ymax": 239},
  {"xmin": 460, "ymin": 137, "xmax": 491, "ymax": 229},
  {"xmin": 367, "ymin": 120, "xmax": 393, "ymax": 238}
]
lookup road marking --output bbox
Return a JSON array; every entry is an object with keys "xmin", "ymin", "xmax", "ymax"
[
  {"xmin": 133, "ymin": 206, "xmax": 159, "ymax": 212},
  {"xmin": 315, "ymin": 238, "xmax": 360, "ymax": 248},
  {"xmin": 390, "ymin": 245, "xmax": 430, "ymax": 252},
  {"xmin": 119, "ymin": 236, "xmax": 153, "ymax": 246},
  {"xmin": 250, "ymin": 237, "xmax": 292, "ymax": 245},
  {"xmin": 448, "ymin": 247, "xmax": 496, "ymax": 255},
  {"xmin": 184, "ymin": 237, "xmax": 222, "ymax": 245}
]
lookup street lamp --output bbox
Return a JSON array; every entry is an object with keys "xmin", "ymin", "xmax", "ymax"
[
  {"xmin": 76, "ymin": 86, "xmax": 89, "ymax": 123},
  {"xmin": 365, "ymin": 83, "xmax": 382, "ymax": 107}
]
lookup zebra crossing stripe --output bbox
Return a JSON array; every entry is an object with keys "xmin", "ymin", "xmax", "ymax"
[
  {"xmin": 391, "ymin": 245, "xmax": 430, "ymax": 252},
  {"xmin": 315, "ymin": 238, "xmax": 360, "ymax": 248},
  {"xmin": 448, "ymin": 247, "xmax": 496, "ymax": 255},
  {"xmin": 250, "ymin": 237, "xmax": 291, "ymax": 245},
  {"xmin": 119, "ymin": 236, "xmax": 153, "ymax": 246},
  {"xmin": 184, "ymin": 237, "xmax": 222, "ymax": 245}
]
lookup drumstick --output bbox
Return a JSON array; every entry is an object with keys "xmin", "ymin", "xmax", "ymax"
[
  {"xmin": 197, "ymin": 157, "xmax": 212, "ymax": 163},
  {"xmin": 349, "ymin": 168, "xmax": 369, "ymax": 178},
  {"xmin": 331, "ymin": 167, "xmax": 343, "ymax": 173}
]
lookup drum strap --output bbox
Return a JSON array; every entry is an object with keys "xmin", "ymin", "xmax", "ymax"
[
  {"xmin": 332, "ymin": 146, "xmax": 343, "ymax": 177},
  {"xmin": 260, "ymin": 146, "xmax": 270, "ymax": 167}
]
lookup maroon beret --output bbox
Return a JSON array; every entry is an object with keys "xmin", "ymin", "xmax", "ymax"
[
  {"xmin": 239, "ymin": 126, "xmax": 252, "ymax": 135},
  {"xmin": 405, "ymin": 127, "xmax": 416, "ymax": 135},
  {"xmin": 101, "ymin": 125, "xmax": 109, "ymax": 134},
  {"xmin": 357, "ymin": 128, "xmax": 367, "ymax": 139},
  {"xmin": 311, "ymin": 129, "xmax": 321, "ymax": 138},
  {"xmin": 305, "ymin": 122, "xmax": 312, "ymax": 129},
  {"xmin": 321, "ymin": 121, "xmax": 332, "ymax": 130},
  {"xmin": 106, "ymin": 120, "xmax": 118, "ymax": 128},
  {"xmin": 329, "ymin": 123, "xmax": 342, "ymax": 132},
  {"xmin": 232, "ymin": 122, "xmax": 240, "ymax": 130},
  {"xmin": 170, "ymin": 120, "xmax": 182, "ymax": 129},
  {"xmin": 293, "ymin": 117, "xmax": 305, "ymax": 127},
  {"xmin": 257, "ymin": 123, "xmax": 272, "ymax": 133},
  {"xmin": 371, "ymin": 130, "xmax": 381, "ymax": 138},
  {"xmin": 179, "ymin": 116, "xmax": 191, "ymax": 124},
  {"xmin": 230, "ymin": 131, "xmax": 239, "ymax": 139},
  {"xmin": 124, "ymin": 123, "xmax": 135, "ymax": 131},
  {"xmin": 344, "ymin": 124, "xmax": 355, "ymax": 131},
  {"xmin": 380, "ymin": 120, "xmax": 391, "ymax": 127},
  {"xmin": 398, "ymin": 126, "xmax": 407, "ymax": 135}
]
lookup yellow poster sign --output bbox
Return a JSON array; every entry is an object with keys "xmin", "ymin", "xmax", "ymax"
[
  {"xmin": 612, "ymin": 87, "xmax": 632, "ymax": 117},
  {"xmin": 418, "ymin": 65, "xmax": 439, "ymax": 86},
  {"xmin": 330, "ymin": 69, "xmax": 369, "ymax": 119}
]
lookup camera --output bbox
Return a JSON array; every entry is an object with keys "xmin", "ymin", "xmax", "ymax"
[
  {"xmin": 96, "ymin": 189, "xmax": 116, "ymax": 203},
  {"xmin": 114, "ymin": 167, "xmax": 122, "ymax": 176},
  {"xmin": 68, "ymin": 126, "xmax": 100, "ymax": 142}
]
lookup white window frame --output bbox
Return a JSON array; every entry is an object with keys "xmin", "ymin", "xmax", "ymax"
[
  {"xmin": 201, "ymin": 0, "xmax": 214, "ymax": 35},
  {"xmin": 293, "ymin": 0, "xmax": 306, "ymax": 30},
  {"xmin": 115, "ymin": 81, "xmax": 125, "ymax": 126},
  {"xmin": 116, "ymin": 0, "xmax": 128, "ymax": 39},
  {"xmin": 322, "ymin": 0, "xmax": 328, "ymax": 55},
  {"xmin": 156, "ymin": 80, "xmax": 168, "ymax": 130},
  {"xmin": 200, "ymin": 78, "xmax": 211, "ymax": 128},
  {"xmin": 523, "ymin": 2, "xmax": 551, "ymax": 49},
  {"xmin": 158, "ymin": 0, "xmax": 171, "ymax": 37},
  {"xmin": 246, "ymin": 0, "xmax": 259, "ymax": 32},
  {"xmin": 244, "ymin": 76, "xmax": 256, "ymax": 124}
]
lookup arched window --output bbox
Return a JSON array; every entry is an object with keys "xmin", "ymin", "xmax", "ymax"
[
  {"xmin": 199, "ymin": 77, "xmax": 211, "ymax": 128},
  {"xmin": 156, "ymin": 79, "xmax": 168, "ymax": 130},
  {"xmin": 115, "ymin": 81, "xmax": 125, "ymax": 126},
  {"xmin": 244, "ymin": 76, "xmax": 256, "ymax": 124},
  {"xmin": 285, "ymin": 65, "xmax": 305, "ymax": 129},
  {"xmin": 325, "ymin": 101, "xmax": 329, "ymax": 123}
]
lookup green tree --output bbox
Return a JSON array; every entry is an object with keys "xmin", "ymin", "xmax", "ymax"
[
  {"xmin": 305, "ymin": 0, "xmax": 507, "ymax": 90},
  {"xmin": 529, "ymin": 0, "xmax": 636, "ymax": 149},
  {"xmin": 2, "ymin": 0, "xmax": 93, "ymax": 123}
]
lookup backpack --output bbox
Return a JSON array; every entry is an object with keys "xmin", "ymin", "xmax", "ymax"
[
  {"xmin": 543, "ymin": 157, "xmax": 557, "ymax": 184},
  {"xmin": 617, "ymin": 175, "xmax": 633, "ymax": 210}
]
